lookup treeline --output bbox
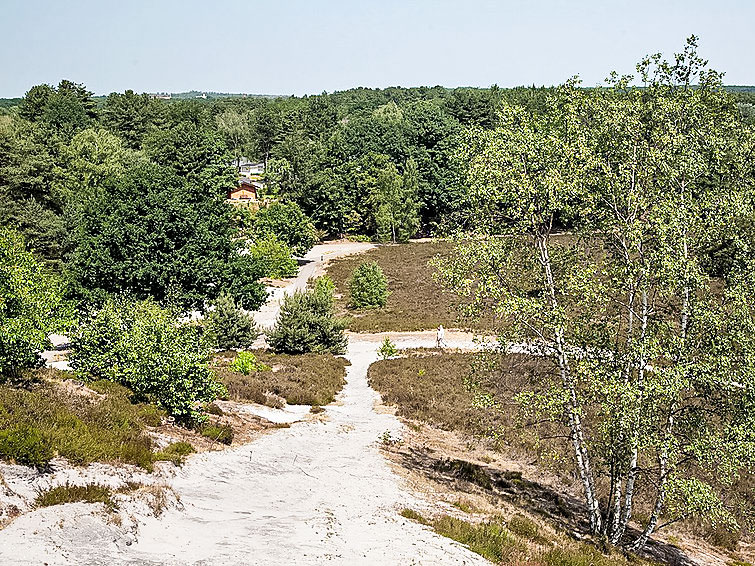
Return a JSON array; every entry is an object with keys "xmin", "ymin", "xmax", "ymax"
[{"xmin": 1, "ymin": 77, "xmax": 753, "ymax": 308}]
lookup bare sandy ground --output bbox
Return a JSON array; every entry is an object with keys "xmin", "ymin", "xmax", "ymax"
[{"xmin": 0, "ymin": 242, "xmax": 491, "ymax": 566}]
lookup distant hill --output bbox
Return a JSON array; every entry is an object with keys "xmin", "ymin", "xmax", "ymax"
[{"xmin": 147, "ymin": 91, "xmax": 283, "ymax": 100}]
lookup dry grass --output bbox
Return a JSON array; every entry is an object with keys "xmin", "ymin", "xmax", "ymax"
[
  {"xmin": 35, "ymin": 482, "xmax": 114, "ymax": 510},
  {"xmin": 327, "ymin": 241, "xmax": 479, "ymax": 332},
  {"xmin": 214, "ymin": 351, "xmax": 350, "ymax": 406},
  {"xmin": 368, "ymin": 349, "xmax": 560, "ymax": 462},
  {"xmin": 0, "ymin": 370, "xmax": 165, "ymax": 470},
  {"xmin": 401, "ymin": 508, "xmax": 648, "ymax": 566},
  {"xmin": 373, "ymin": 351, "xmax": 755, "ymax": 561}
]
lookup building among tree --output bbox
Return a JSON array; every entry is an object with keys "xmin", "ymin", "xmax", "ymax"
[{"xmin": 227, "ymin": 158, "xmax": 266, "ymax": 208}]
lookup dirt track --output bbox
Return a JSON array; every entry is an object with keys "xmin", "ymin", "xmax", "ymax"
[{"xmin": 0, "ymin": 242, "xmax": 491, "ymax": 566}]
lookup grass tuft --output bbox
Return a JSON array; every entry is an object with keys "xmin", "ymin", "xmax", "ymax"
[
  {"xmin": 199, "ymin": 423, "xmax": 234, "ymax": 445},
  {"xmin": 154, "ymin": 442, "xmax": 195, "ymax": 465},
  {"xmin": 35, "ymin": 482, "xmax": 114, "ymax": 510}
]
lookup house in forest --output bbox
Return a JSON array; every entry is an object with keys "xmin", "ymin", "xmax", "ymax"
[
  {"xmin": 227, "ymin": 177, "xmax": 263, "ymax": 204},
  {"xmin": 235, "ymin": 158, "xmax": 265, "ymax": 179},
  {"xmin": 227, "ymin": 158, "xmax": 266, "ymax": 208}
]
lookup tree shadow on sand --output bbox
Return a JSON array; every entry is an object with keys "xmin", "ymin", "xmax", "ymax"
[{"xmin": 398, "ymin": 446, "xmax": 698, "ymax": 566}]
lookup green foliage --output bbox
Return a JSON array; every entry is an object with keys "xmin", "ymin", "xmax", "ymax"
[
  {"xmin": 248, "ymin": 234, "xmax": 298, "ymax": 279},
  {"xmin": 229, "ymin": 351, "xmax": 271, "ymax": 374},
  {"xmin": 437, "ymin": 38, "xmax": 755, "ymax": 550},
  {"xmin": 65, "ymin": 160, "xmax": 266, "ymax": 311},
  {"xmin": 70, "ymin": 297, "xmax": 226, "ymax": 421},
  {"xmin": 101, "ymin": 89, "xmax": 164, "ymax": 149},
  {"xmin": 0, "ymin": 423, "xmax": 52, "ymax": 469},
  {"xmin": 267, "ymin": 277, "xmax": 347, "ymax": 354},
  {"xmin": 204, "ymin": 293, "xmax": 260, "ymax": 350},
  {"xmin": 0, "ymin": 228, "xmax": 68, "ymax": 378},
  {"xmin": 373, "ymin": 158, "xmax": 421, "ymax": 243},
  {"xmin": 377, "ymin": 337, "xmax": 399, "ymax": 360},
  {"xmin": 348, "ymin": 261, "xmax": 389, "ymax": 309},
  {"xmin": 199, "ymin": 422, "xmax": 234, "ymax": 445},
  {"xmin": 252, "ymin": 201, "xmax": 317, "ymax": 257},
  {"xmin": 35, "ymin": 483, "xmax": 113, "ymax": 509},
  {"xmin": 154, "ymin": 442, "xmax": 195, "ymax": 465}
]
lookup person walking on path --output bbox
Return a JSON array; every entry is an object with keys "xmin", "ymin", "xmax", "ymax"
[{"xmin": 436, "ymin": 325, "xmax": 446, "ymax": 349}]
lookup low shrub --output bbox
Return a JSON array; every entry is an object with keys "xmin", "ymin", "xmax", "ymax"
[
  {"xmin": 70, "ymin": 297, "xmax": 226, "ymax": 421},
  {"xmin": 249, "ymin": 235, "xmax": 298, "ymax": 279},
  {"xmin": 154, "ymin": 442, "xmax": 195, "ymax": 465},
  {"xmin": 377, "ymin": 337, "xmax": 398, "ymax": 359},
  {"xmin": 229, "ymin": 351, "xmax": 271, "ymax": 374},
  {"xmin": 35, "ymin": 482, "xmax": 113, "ymax": 509},
  {"xmin": 348, "ymin": 261, "xmax": 389, "ymax": 309},
  {"xmin": 400, "ymin": 508, "xmax": 429, "ymax": 524},
  {"xmin": 267, "ymin": 277, "xmax": 347, "ymax": 354},
  {"xmin": 204, "ymin": 293, "xmax": 260, "ymax": 350},
  {"xmin": 199, "ymin": 423, "xmax": 234, "ymax": 445},
  {"xmin": 204, "ymin": 402, "xmax": 224, "ymax": 416},
  {"xmin": 507, "ymin": 514, "xmax": 548, "ymax": 544},
  {"xmin": 0, "ymin": 378, "xmax": 160, "ymax": 470},
  {"xmin": 215, "ymin": 351, "xmax": 350, "ymax": 406},
  {"xmin": 0, "ymin": 423, "xmax": 52, "ymax": 469}
]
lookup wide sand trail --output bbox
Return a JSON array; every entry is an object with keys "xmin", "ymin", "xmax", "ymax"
[{"xmin": 0, "ymin": 242, "xmax": 490, "ymax": 565}]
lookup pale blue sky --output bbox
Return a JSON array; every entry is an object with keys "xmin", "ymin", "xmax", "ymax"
[{"xmin": 1, "ymin": 0, "xmax": 753, "ymax": 97}]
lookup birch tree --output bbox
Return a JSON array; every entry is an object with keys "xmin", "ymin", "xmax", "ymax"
[{"xmin": 435, "ymin": 38, "xmax": 755, "ymax": 551}]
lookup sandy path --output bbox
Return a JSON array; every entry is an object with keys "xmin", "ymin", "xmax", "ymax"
[
  {"xmin": 253, "ymin": 241, "xmax": 376, "ymax": 330},
  {"xmin": 0, "ymin": 334, "xmax": 489, "ymax": 565},
  {"xmin": 0, "ymin": 242, "xmax": 492, "ymax": 565}
]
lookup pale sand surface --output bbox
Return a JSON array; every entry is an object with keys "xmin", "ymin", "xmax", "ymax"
[{"xmin": 0, "ymin": 242, "xmax": 491, "ymax": 566}]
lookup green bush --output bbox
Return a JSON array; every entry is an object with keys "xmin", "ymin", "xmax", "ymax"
[
  {"xmin": 199, "ymin": 423, "xmax": 234, "ymax": 445},
  {"xmin": 252, "ymin": 201, "xmax": 317, "ymax": 257},
  {"xmin": 249, "ymin": 234, "xmax": 298, "ymax": 279},
  {"xmin": 377, "ymin": 337, "xmax": 398, "ymax": 359},
  {"xmin": 154, "ymin": 441, "xmax": 195, "ymax": 465},
  {"xmin": 267, "ymin": 277, "xmax": 347, "ymax": 354},
  {"xmin": 0, "ymin": 228, "xmax": 69, "ymax": 378},
  {"xmin": 0, "ymin": 423, "xmax": 53, "ymax": 469},
  {"xmin": 70, "ymin": 297, "xmax": 226, "ymax": 421},
  {"xmin": 229, "ymin": 351, "xmax": 271, "ymax": 374},
  {"xmin": 348, "ymin": 261, "xmax": 389, "ymax": 309},
  {"xmin": 205, "ymin": 293, "xmax": 260, "ymax": 350}
]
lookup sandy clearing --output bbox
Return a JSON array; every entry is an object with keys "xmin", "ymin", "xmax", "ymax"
[
  {"xmin": 1, "ymin": 241, "xmax": 492, "ymax": 565},
  {"xmin": 0, "ymin": 335, "xmax": 491, "ymax": 566}
]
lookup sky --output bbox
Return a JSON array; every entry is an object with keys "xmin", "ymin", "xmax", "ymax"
[{"xmin": 1, "ymin": 0, "xmax": 753, "ymax": 97}]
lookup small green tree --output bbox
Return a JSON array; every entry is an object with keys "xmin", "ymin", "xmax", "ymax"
[
  {"xmin": 204, "ymin": 293, "xmax": 260, "ymax": 350},
  {"xmin": 249, "ymin": 234, "xmax": 298, "ymax": 279},
  {"xmin": 252, "ymin": 201, "xmax": 318, "ymax": 256},
  {"xmin": 0, "ymin": 228, "xmax": 68, "ymax": 378},
  {"xmin": 267, "ymin": 277, "xmax": 347, "ymax": 354},
  {"xmin": 348, "ymin": 261, "xmax": 389, "ymax": 309},
  {"xmin": 377, "ymin": 337, "xmax": 398, "ymax": 359},
  {"xmin": 70, "ymin": 297, "xmax": 225, "ymax": 421}
]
